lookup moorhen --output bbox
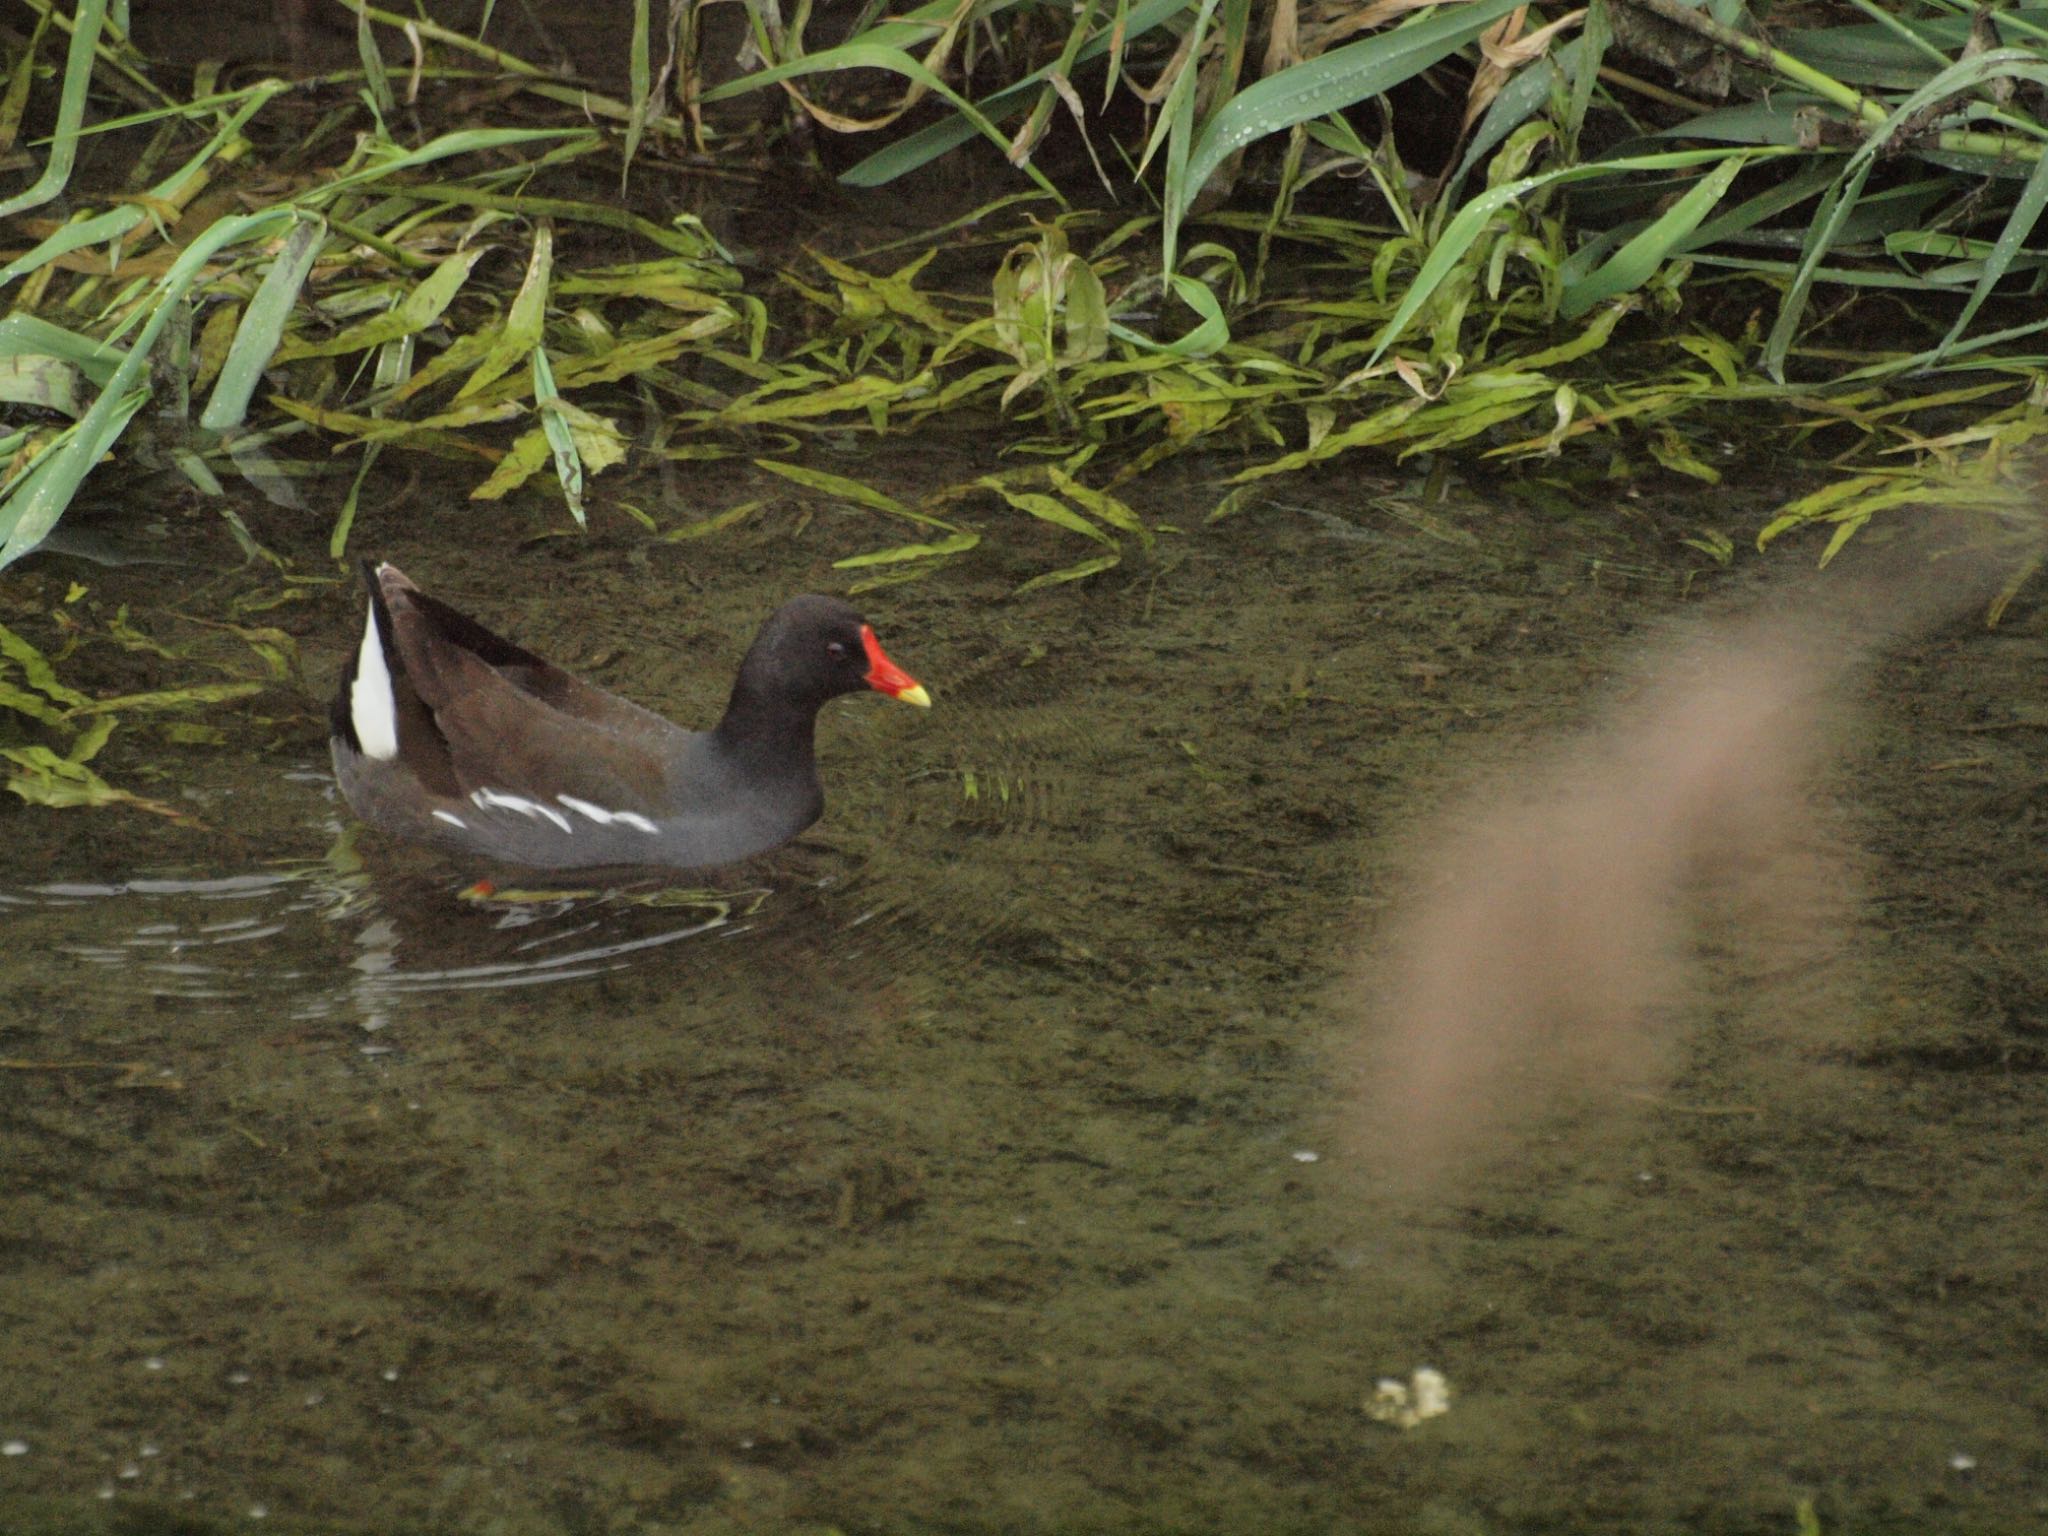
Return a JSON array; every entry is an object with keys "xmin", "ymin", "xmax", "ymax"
[{"xmin": 330, "ymin": 562, "xmax": 930, "ymax": 871}]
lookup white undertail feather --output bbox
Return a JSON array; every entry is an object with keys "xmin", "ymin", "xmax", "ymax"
[{"xmin": 350, "ymin": 597, "xmax": 400, "ymax": 761}]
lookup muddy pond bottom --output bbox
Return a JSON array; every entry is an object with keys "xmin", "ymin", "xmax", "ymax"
[{"xmin": 1, "ymin": 470, "xmax": 2044, "ymax": 1536}]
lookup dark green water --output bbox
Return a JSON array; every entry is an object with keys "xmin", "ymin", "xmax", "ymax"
[{"xmin": 1, "ymin": 447, "xmax": 2043, "ymax": 1534}]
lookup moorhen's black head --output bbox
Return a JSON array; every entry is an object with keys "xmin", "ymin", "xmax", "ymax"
[{"xmin": 731, "ymin": 594, "xmax": 930, "ymax": 716}]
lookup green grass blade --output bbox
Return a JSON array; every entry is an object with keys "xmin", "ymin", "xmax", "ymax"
[
  {"xmin": 0, "ymin": 315, "xmax": 126, "ymax": 387},
  {"xmin": 0, "ymin": 79, "xmax": 288, "ymax": 289},
  {"xmin": 67, "ymin": 682, "xmax": 267, "ymax": 717},
  {"xmin": 331, "ymin": 443, "xmax": 382, "ymax": 561},
  {"xmin": 279, "ymin": 248, "xmax": 495, "ymax": 363},
  {"xmin": 1927, "ymin": 134, "xmax": 2048, "ymax": 366},
  {"xmin": 1368, "ymin": 146, "xmax": 1790, "ymax": 368},
  {"xmin": 0, "ymin": 0, "xmax": 106, "ymax": 220},
  {"xmin": 1443, "ymin": 38, "xmax": 1580, "ymax": 209},
  {"xmin": 356, "ymin": 3, "xmax": 395, "ymax": 120},
  {"xmin": 1175, "ymin": 0, "xmax": 1528, "ymax": 237},
  {"xmin": 0, "ymin": 206, "xmax": 295, "ymax": 569},
  {"xmin": 1763, "ymin": 50, "xmax": 2048, "ymax": 378},
  {"xmin": 0, "ymin": 352, "xmax": 82, "ymax": 416},
  {"xmin": 837, "ymin": 0, "xmax": 1188, "ymax": 184},
  {"xmin": 755, "ymin": 459, "xmax": 961, "ymax": 529},
  {"xmin": 1047, "ymin": 466, "xmax": 1149, "ymax": 548},
  {"xmin": 0, "ymin": 620, "xmax": 92, "ymax": 708},
  {"xmin": 0, "ymin": 207, "xmax": 144, "ymax": 289},
  {"xmin": 456, "ymin": 222, "xmax": 552, "ymax": 398},
  {"xmin": 1011, "ymin": 551, "xmax": 1120, "ymax": 595},
  {"xmin": 1782, "ymin": 14, "xmax": 1985, "ymax": 86},
  {"xmin": 833, "ymin": 530, "xmax": 981, "ymax": 567},
  {"xmin": 531, "ymin": 348, "xmax": 586, "ymax": 526},
  {"xmin": 314, "ymin": 128, "xmax": 598, "ymax": 201},
  {"xmin": 623, "ymin": 0, "xmax": 653, "ymax": 179},
  {"xmin": 1671, "ymin": 157, "xmax": 1842, "ymax": 254},
  {"xmin": 0, "ymin": 8, "xmax": 50, "ymax": 157},
  {"xmin": 1148, "ymin": 0, "xmax": 1222, "ymax": 272},
  {"xmin": 0, "ymin": 389, "xmax": 149, "ymax": 569},
  {"xmin": 660, "ymin": 500, "xmax": 766, "ymax": 541},
  {"xmin": 1562, "ymin": 153, "xmax": 1749, "ymax": 317},
  {"xmin": 703, "ymin": 42, "xmax": 1061, "ymax": 202},
  {"xmin": 989, "ymin": 486, "xmax": 1116, "ymax": 545},
  {"xmin": 199, "ymin": 214, "xmax": 327, "ymax": 431},
  {"xmin": 390, "ymin": 187, "xmax": 720, "ymax": 260}
]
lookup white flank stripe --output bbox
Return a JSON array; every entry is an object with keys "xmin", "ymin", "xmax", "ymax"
[
  {"xmin": 431, "ymin": 810, "xmax": 467, "ymax": 828},
  {"xmin": 556, "ymin": 794, "xmax": 660, "ymax": 833},
  {"xmin": 349, "ymin": 599, "xmax": 400, "ymax": 761},
  {"xmin": 472, "ymin": 788, "xmax": 573, "ymax": 835}
]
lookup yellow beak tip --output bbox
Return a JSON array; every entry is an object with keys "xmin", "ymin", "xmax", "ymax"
[{"xmin": 895, "ymin": 683, "xmax": 933, "ymax": 709}]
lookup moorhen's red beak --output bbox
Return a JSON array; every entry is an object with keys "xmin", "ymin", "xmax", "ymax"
[{"xmin": 860, "ymin": 625, "xmax": 930, "ymax": 707}]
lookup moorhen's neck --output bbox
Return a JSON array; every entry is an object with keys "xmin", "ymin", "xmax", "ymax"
[{"xmin": 710, "ymin": 655, "xmax": 828, "ymax": 767}]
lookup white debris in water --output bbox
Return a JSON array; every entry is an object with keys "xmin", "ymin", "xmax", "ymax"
[
  {"xmin": 1366, "ymin": 1367, "xmax": 1452, "ymax": 1430},
  {"xmin": 1291, "ymin": 1149, "xmax": 1321, "ymax": 1163},
  {"xmin": 1367, "ymin": 1379, "xmax": 1410, "ymax": 1421},
  {"xmin": 1412, "ymin": 1368, "xmax": 1450, "ymax": 1418},
  {"xmin": 118, "ymin": 1463, "xmax": 140, "ymax": 1480},
  {"xmin": 248, "ymin": 1503, "xmax": 269, "ymax": 1520},
  {"xmin": 96, "ymin": 1484, "xmax": 115, "ymax": 1501},
  {"xmin": 226, "ymin": 1371, "xmax": 251, "ymax": 1386},
  {"xmin": 1949, "ymin": 1452, "xmax": 1977, "ymax": 1472},
  {"xmin": 1, "ymin": 1440, "xmax": 25, "ymax": 1456},
  {"xmin": 143, "ymin": 1357, "xmax": 165, "ymax": 1372},
  {"xmin": 381, "ymin": 1368, "xmax": 400, "ymax": 1382},
  {"xmin": 140, "ymin": 1444, "xmax": 160, "ymax": 1458}
]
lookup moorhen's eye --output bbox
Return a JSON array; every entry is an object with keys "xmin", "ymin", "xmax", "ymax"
[{"xmin": 826, "ymin": 640, "xmax": 849, "ymax": 659}]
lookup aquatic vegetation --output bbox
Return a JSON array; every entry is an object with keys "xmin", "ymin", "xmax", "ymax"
[
  {"xmin": 4, "ymin": 0, "xmax": 2048, "ymax": 802},
  {"xmin": 5, "ymin": 0, "xmax": 2046, "ymax": 548},
  {"xmin": 0, "ymin": 586, "xmax": 287, "ymax": 815}
]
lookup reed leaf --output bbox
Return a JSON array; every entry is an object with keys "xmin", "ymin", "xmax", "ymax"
[
  {"xmin": 0, "ymin": 0, "xmax": 106, "ymax": 221},
  {"xmin": 199, "ymin": 214, "xmax": 327, "ymax": 430}
]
